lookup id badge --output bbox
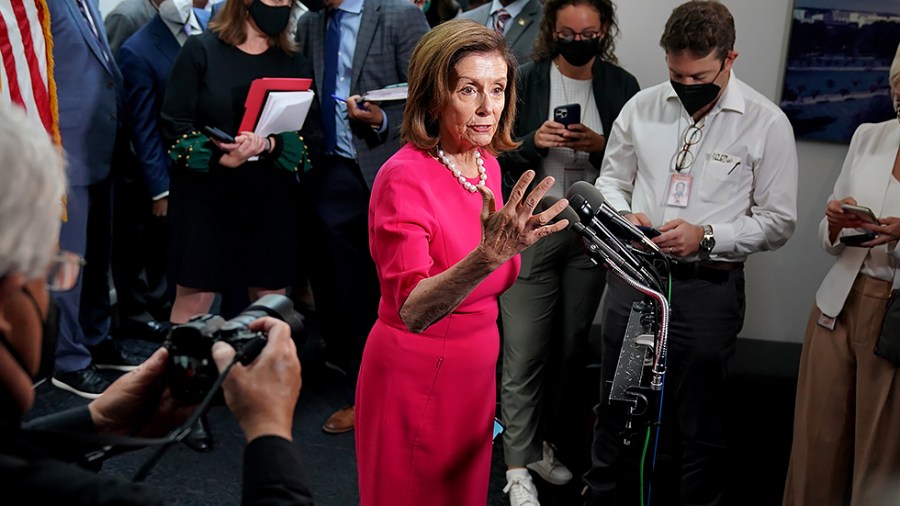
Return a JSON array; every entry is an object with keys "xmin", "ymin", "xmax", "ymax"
[
  {"xmin": 817, "ymin": 312, "xmax": 837, "ymax": 331},
  {"xmin": 667, "ymin": 173, "xmax": 692, "ymax": 208}
]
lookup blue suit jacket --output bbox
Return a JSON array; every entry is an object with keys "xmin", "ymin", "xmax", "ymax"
[
  {"xmin": 117, "ymin": 10, "xmax": 211, "ymax": 197},
  {"xmin": 48, "ymin": 0, "xmax": 123, "ymax": 187}
]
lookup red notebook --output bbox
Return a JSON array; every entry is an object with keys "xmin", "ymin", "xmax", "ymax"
[{"xmin": 239, "ymin": 78, "xmax": 313, "ymax": 133}]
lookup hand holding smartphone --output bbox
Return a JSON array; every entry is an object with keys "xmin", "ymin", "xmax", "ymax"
[
  {"xmin": 637, "ymin": 225, "xmax": 661, "ymax": 239},
  {"xmin": 553, "ymin": 103, "xmax": 581, "ymax": 128},
  {"xmin": 840, "ymin": 231, "xmax": 877, "ymax": 247},
  {"xmin": 203, "ymin": 125, "xmax": 236, "ymax": 144},
  {"xmin": 840, "ymin": 203, "xmax": 879, "ymax": 225}
]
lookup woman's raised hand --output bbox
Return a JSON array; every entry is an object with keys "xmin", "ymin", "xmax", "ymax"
[{"xmin": 475, "ymin": 170, "xmax": 569, "ymax": 266}]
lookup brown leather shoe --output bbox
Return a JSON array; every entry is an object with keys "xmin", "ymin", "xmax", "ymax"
[{"xmin": 322, "ymin": 405, "xmax": 355, "ymax": 434}]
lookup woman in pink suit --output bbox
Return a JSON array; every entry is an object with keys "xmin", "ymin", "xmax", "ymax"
[{"xmin": 355, "ymin": 20, "xmax": 571, "ymax": 506}]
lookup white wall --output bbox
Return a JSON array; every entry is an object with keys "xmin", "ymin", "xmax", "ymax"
[{"xmin": 615, "ymin": 0, "xmax": 849, "ymax": 343}]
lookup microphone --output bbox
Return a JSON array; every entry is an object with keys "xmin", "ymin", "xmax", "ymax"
[
  {"xmin": 566, "ymin": 181, "xmax": 662, "ymax": 254},
  {"xmin": 539, "ymin": 195, "xmax": 579, "ymax": 225},
  {"xmin": 568, "ymin": 194, "xmax": 645, "ymax": 272},
  {"xmin": 567, "ymin": 194, "xmax": 660, "ymax": 289},
  {"xmin": 541, "ymin": 196, "xmax": 651, "ymax": 283}
]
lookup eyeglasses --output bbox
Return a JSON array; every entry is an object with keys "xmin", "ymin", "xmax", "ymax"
[
  {"xmin": 555, "ymin": 29, "xmax": 602, "ymax": 43},
  {"xmin": 673, "ymin": 121, "xmax": 704, "ymax": 172},
  {"xmin": 46, "ymin": 251, "xmax": 86, "ymax": 292}
]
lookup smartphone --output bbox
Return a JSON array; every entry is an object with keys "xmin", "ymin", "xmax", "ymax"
[
  {"xmin": 840, "ymin": 203, "xmax": 879, "ymax": 225},
  {"xmin": 553, "ymin": 103, "xmax": 581, "ymax": 127},
  {"xmin": 492, "ymin": 418, "xmax": 506, "ymax": 442},
  {"xmin": 202, "ymin": 125, "xmax": 236, "ymax": 144},
  {"xmin": 840, "ymin": 231, "xmax": 877, "ymax": 247},
  {"xmin": 637, "ymin": 225, "xmax": 661, "ymax": 239}
]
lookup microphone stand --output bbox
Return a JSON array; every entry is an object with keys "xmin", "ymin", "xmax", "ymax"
[{"xmin": 572, "ymin": 227, "xmax": 670, "ymax": 456}]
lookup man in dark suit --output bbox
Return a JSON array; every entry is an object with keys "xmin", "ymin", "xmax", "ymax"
[
  {"xmin": 295, "ymin": 0, "xmax": 428, "ymax": 434},
  {"xmin": 109, "ymin": 0, "xmax": 210, "ymax": 345},
  {"xmin": 456, "ymin": 0, "xmax": 541, "ymax": 64},
  {"xmin": 47, "ymin": 0, "xmax": 133, "ymax": 398}
]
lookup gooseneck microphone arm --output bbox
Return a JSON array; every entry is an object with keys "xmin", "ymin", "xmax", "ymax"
[
  {"xmin": 568, "ymin": 194, "xmax": 664, "ymax": 292},
  {"xmin": 543, "ymin": 196, "xmax": 668, "ymax": 390}
]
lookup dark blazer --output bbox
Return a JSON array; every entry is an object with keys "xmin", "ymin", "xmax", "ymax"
[
  {"xmin": 117, "ymin": 10, "xmax": 211, "ymax": 197},
  {"xmin": 501, "ymin": 58, "xmax": 640, "ymax": 183},
  {"xmin": 295, "ymin": 0, "xmax": 429, "ymax": 188},
  {"xmin": 48, "ymin": 0, "xmax": 123, "ymax": 187},
  {"xmin": 456, "ymin": 0, "xmax": 542, "ymax": 64}
]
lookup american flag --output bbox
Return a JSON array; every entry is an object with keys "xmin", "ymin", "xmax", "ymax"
[{"xmin": 0, "ymin": 0, "xmax": 59, "ymax": 144}]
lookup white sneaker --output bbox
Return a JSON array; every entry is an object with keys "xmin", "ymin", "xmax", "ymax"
[
  {"xmin": 526, "ymin": 441, "xmax": 573, "ymax": 485},
  {"xmin": 503, "ymin": 471, "xmax": 540, "ymax": 506}
]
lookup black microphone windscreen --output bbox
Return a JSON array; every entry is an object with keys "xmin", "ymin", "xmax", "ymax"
[
  {"xmin": 566, "ymin": 181, "xmax": 605, "ymax": 211},
  {"xmin": 538, "ymin": 196, "xmax": 579, "ymax": 228},
  {"xmin": 538, "ymin": 195, "xmax": 558, "ymax": 213},
  {"xmin": 556, "ymin": 204, "xmax": 581, "ymax": 229}
]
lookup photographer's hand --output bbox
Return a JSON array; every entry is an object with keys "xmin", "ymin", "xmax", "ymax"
[
  {"xmin": 88, "ymin": 347, "xmax": 194, "ymax": 437},
  {"xmin": 212, "ymin": 317, "xmax": 301, "ymax": 443}
]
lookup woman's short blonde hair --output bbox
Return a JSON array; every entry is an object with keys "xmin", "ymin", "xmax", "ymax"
[
  {"xmin": 890, "ymin": 42, "xmax": 900, "ymax": 88},
  {"xmin": 402, "ymin": 19, "xmax": 519, "ymax": 155}
]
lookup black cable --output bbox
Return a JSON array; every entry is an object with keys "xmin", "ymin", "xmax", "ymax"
[{"xmin": 132, "ymin": 358, "xmax": 239, "ymax": 483}]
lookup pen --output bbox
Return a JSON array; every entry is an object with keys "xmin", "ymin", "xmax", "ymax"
[
  {"xmin": 331, "ymin": 94, "xmax": 369, "ymax": 110},
  {"xmin": 728, "ymin": 161, "xmax": 741, "ymax": 175}
]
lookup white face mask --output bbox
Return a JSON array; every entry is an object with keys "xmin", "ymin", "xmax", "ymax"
[{"xmin": 158, "ymin": 0, "xmax": 194, "ymax": 25}]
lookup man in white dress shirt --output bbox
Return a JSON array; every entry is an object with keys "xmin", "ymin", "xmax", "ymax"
[{"xmin": 583, "ymin": 2, "xmax": 798, "ymax": 505}]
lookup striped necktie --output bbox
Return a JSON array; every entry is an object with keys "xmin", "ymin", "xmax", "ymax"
[
  {"xmin": 494, "ymin": 8, "xmax": 510, "ymax": 34},
  {"xmin": 74, "ymin": 0, "xmax": 102, "ymax": 45}
]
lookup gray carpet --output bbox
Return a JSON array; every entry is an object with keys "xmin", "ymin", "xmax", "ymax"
[{"xmin": 25, "ymin": 332, "xmax": 799, "ymax": 506}]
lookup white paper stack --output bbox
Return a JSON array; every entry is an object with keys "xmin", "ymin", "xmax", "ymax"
[
  {"xmin": 248, "ymin": 90, "xmax": 315, "ymax": 161},
  {"xmin": 255, "ymin": 90, "xmax": 316, "ymax": 137},
  {"xmin": 361, "ymin": 84, "xmax": 408, "ymax": 102}
]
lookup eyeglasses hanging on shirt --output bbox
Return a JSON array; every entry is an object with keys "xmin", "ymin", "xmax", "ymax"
[{"xmin": 672, "ymin": 120, "xmax": 705, "ymax": 173}]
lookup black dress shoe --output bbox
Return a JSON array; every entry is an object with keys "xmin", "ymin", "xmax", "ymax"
[
  {"xmin": 118, "ymin": 320, "xmax": 171, "ymax": 342},
  {"xmin": 51, "ymin": 367, "xmax": 111, "ymax": 399},
  {"xmin": 89, "ymin": 339, "xmax": 141, "ymax": 372},
  {"xmin": 184, "ymin": 415, "xmax": 213, "ymax": 453}
]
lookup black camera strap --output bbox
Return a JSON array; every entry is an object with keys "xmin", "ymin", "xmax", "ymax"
[
  {"xmin": 23, "ymin": 356, "xmax": 240, "ymax": 483},
  {"xmin": 131, "ymin": 358, "xmax": 238, "ymax": 482}
]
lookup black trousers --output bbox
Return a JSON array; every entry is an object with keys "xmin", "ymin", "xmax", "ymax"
[
  {"xmin": 301, "ymin": 156, "xmax": 380, "ymax": 401},
  {"xmin": 584, "ymin": 268, "xmax": 745, "ymax": 506},
  {"xmin": 111, "ymin": 141, "xmax": 171, "ymax": 326}
]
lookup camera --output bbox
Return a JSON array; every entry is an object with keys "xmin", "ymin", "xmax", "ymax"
[{"xmin": 165, "ymin": 294, "xmax": 305, "ymax": 403}]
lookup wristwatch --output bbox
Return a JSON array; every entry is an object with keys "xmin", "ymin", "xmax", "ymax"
[{"xmin": 699, "ymin": 224, "xmax": 715, "ymax": 253}]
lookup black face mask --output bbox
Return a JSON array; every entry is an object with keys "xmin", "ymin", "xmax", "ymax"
[
  {"xmin": 247, "ymin": 0, "xmax": 291, "ymax": 37},
  {"xmin": 556, "ymin": 38, "xmax": 600, "ymax": 68},
  {"xmin": 670, "ymin": 65, "xmax": 725, "ymax": 116},
  {"xmin": 0, "ymin": 287, "xmax": 58, "ymax": 385}
]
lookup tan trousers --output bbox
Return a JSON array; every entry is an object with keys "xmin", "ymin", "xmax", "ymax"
[{"xmin": 784, "ymin": 274, "xmax": 900, "ymax": 506}]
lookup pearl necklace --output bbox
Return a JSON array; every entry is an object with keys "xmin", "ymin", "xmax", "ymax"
[{"xmin": 435, "ymin": 146, "xmax": 487, "ymax": 192}]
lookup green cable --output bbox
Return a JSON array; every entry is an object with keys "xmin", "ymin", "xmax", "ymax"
[
  {"xmin": 639, "ymin": 426, "xmax": 651, "ymax": 506},
  {"xmin": 639, "ymin": 264, "xmax": 672, "ymax": 506}
]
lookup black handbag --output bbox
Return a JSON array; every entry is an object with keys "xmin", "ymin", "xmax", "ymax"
[{"xmin": 875, "ymin": 290, "xmax": 900, "ymax": 366}]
